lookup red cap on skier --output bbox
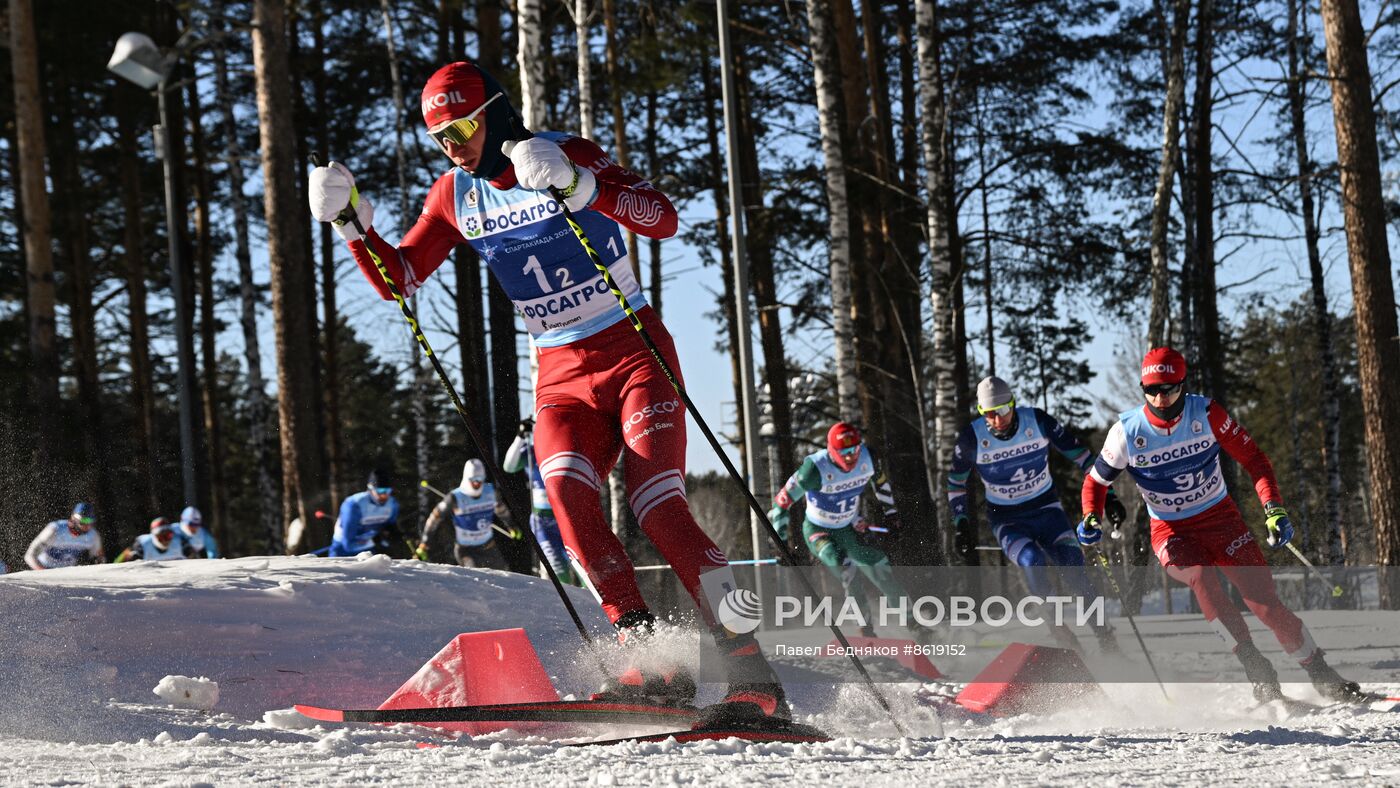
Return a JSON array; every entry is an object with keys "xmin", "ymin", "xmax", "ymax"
[
  {"xmin": 420, "ymin": 61, "xmax": 525, "ymax": 180},
  {"xmin": 1140, "ymin": 347, "xmax": 1187, "ymax": 386},
  {"xmin": 149, "ymin": 517, "xmax": 176, "ymax": 547},
  {"xmin": 827, "ymin": 422, "xmax": 862, "ymax": 472}
]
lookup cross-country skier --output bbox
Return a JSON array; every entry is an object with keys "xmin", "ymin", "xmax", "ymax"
[
  {"xmin": 178, "ymin": 506, "xmax": 220, "ymax": 559},
  {"xmin": 768, "ymin": 423, "xmax": 924, "ymax": 640},
  {"xmin": 502, "ymin": 417, "xmax": 575, "ymax": 583},
  {"xmin": 329, "ymin": 468, "xmax": 403, "ymax": 557},
  {"xmin": 115, "ymin": 517, "xmax": 194, "ymax": 562},
  {"xmin": 948, "ymin": 376, "xmax": 1120, "ymax": 652},
  {"xmin": 25, "ymin": 503, "xmax": 104, "ymax": 570},
  {"xmin": 417, "ymin": 459, "xmax": 508, "ymax": 570},
  {"xmin": 1079, "ymin": 347, "xmax": 1362, "ymax": 702},
  {"xmin": 307, "ymin": 60, "xmax": 788, "ymax": 727}
]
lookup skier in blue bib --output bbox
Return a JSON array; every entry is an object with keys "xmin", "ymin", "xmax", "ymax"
[
  {"xmin": 417, "ymin": 459, "xmax": 508, "ymax": 570},
  {"xmin": 178, "ymin": 506, "xmax": 220, "ymax": 559},
  {"xmin": 25, "ymin": 502, "xmax": 105, "ymax": 569},
  {"xmin": 948, "ymin": 376, "xmax": 1121, "ymax": 652},
  {"xmin": 115, "ymin": 518, "xmax": 194, "ymax": 562},
  {"xmin": 330, "ymin": 468, "xmax": 403, "ymax": 557},
  {"xmin": 502, "ymin": 418, "xmax": 575, "ymax": 583},
  {"xmin": 769, "ymin": 422, "xmax": 919, "ymax": 639}
]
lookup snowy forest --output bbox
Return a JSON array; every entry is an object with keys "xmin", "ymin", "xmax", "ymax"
[{"xmin": 1, "ymin": 0, "xmax": 1398, "ymax": 604}]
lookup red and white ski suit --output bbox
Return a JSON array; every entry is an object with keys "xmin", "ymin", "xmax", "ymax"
[
  {"xmin": 1082, "ymin": 398, "xmax": 1317, "ymax": 661},
  {"xmin": 345, "ymin": 133, "xmax": 730, "ymax": 625}
]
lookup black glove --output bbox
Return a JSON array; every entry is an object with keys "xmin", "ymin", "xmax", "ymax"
[
  {"xmin": 1104, "ymin": 489, "xmax": 1127, "ymax": 529},
  {"xmin": 517, "ymin": 417, "xmax": 535, "ymax": 437}
]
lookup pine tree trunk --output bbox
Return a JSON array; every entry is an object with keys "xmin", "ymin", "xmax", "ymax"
[
  {"xmin": 50, "ymin": 73, "xmax": 110, "ymax": 541},
  {"xmin": 284, "ymin": 4, "xmax": 326, "ymax": 514},
  {"xmin": 805, "ymin": 0, "xmax": 858, "ymax": 423},
  {"xmin": 454, "ymin": 245, "xmax": 491, "ymax": 427},
  {"xmin": 379, "ymin": 0, "xmax": 429, "ymax": 525},
  {"xmin": 487, "ymin": 0, "xmax": 535, "ymax": 564},
  {"xmin": 732, "ymin": 14, "xmax": 790, "ymax": 495},
  {"xmin": 116, "ymin": 85, "xmax": 159, "ymax": 514},
  {"xmin": 186, "ymin": 78, "xmax": 229, "ymax": 540},
  {"xmin": 601, "ymin": 0, "xmax": 640, "ymax": 281},
  {"xmin": 974, "ymin": 89, "xmax": 997, "ymax": 375},
  {"xmin": 917, "ymin": 0, "xmax": 955, "ymax": 565},
  {"xmin": 214, "ymin": 24, "xmax": 282, "ymax": 552},
  {"xmin": 253, "ymin": 0, "xmax": 331, "ymax": 544},
  {"xmin": 858, "ymin": 1, "xmax": 936, "ymax": 562},
  {"xmin": 478, "ymin": 0, "xmax": 502, "ymax": 65},
  {"xmin": 1319, "ymin": 0, "xmax": 1400, "ymax": 601},
  {"xmin": 9, "ymin": 0, "xmax": 59, "ymax": 471},
  {"xmin": 313, "ymin": 9, "xmax": 345, "ymax": 506},
  {"xmin": 1146, "ymin": 0, "xmax": 1190, "ymax": 348},
  {"xmin": 574, "ymin": 0, "xmax": 594, "ymax": 138},
  {"xmin": 1288, "ymin": 0, "xmax": 1345, "ymax": 566},
  {"xmin": 517, "ymin": 0, "xmax": 546, "ymax": 129},
  {"xmin": 1190, "ymin": 0, "xmax": 1223, "ymax": 402}
]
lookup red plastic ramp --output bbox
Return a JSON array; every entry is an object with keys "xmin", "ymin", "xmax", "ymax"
[
  {"xmin": 954, "ymin": 642, "xmax": 1100, "ymax": 716},
  {"xmin": 378, "ymin": 628, "xmax": 559, "ymax": 734},
  {"xmin": 821, "ymin": 636, "xmax": 944, "ymax": 680}
]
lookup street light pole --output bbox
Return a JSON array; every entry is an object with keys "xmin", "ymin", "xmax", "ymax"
[
  {"xmin": 154, "ymin": 81, "xmax": 200, "ymax": 506},
  {"xmin": 110, "ymin": 32, "xmax": 201, "ymax": 506}
]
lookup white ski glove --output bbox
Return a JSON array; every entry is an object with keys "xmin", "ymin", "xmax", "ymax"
[
  {"xmin": 504, "ymin": 137, "xmax": 597, "ymax": 211},
  {"xmin": 308, "ymin": 161, "xmax": 374, "ymax": 242}
]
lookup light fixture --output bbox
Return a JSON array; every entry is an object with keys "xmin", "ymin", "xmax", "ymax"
[{"xmin": 106, "ymin": 32, "xmax": 167, "ymax": 90}]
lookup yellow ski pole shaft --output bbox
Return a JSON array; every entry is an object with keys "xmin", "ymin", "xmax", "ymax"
[{"xmin": 1283, "ymin": 542, "xmax": 1345, "ymax": 598}]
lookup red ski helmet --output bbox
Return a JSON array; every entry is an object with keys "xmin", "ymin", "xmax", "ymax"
[
  {"xmin": 1140, "ymin": 347, "xmax": 1187, "ymax": 387},
  {"xmin": 149, "ymin": 517, "xmax": 176, "ymax": 546},
  {"xmin": 827, "ymin": 422, "xmax": 862, "ymax": 472},
  {"xmin": 420, "ymin": 61, "xmax": 525, "ymax": 179}
]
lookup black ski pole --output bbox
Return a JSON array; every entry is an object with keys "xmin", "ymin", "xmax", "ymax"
[
  {"xmin": 1093, "ymin": 546, "xmax": 1170, "ymax": 702},
  {"xmin": 515, "ymin": 145, "xmax": 907, "ymax": 736},
  {"xmin": 314, "ymin": 156, "xmax": 596, "ymax": 652}
]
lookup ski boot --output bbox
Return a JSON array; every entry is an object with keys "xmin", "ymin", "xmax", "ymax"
[
  {"xmin": 1301, "ymin": 649, "xmax": 1365, "ymax": 703},
  {"xmin": 693, "ymin": 633, "xmax": 791, "ymax": 730},
  {"xmin": 591, "ymin": 610, "xmax": 698, "ymax": 708},
  {"xmin": 1235, "ymin": 641, "xmax": 1284, "ymax": 703}
]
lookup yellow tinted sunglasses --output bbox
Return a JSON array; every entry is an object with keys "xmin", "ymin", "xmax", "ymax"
[{"xmin": 428, "ymin": 92, "xmax": 503, "ymax": 146}]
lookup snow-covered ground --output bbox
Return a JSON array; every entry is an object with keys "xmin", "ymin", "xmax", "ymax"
[{"xmin": 1, "ymin": 556, "xmax": 1396, "ymax": 786}]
